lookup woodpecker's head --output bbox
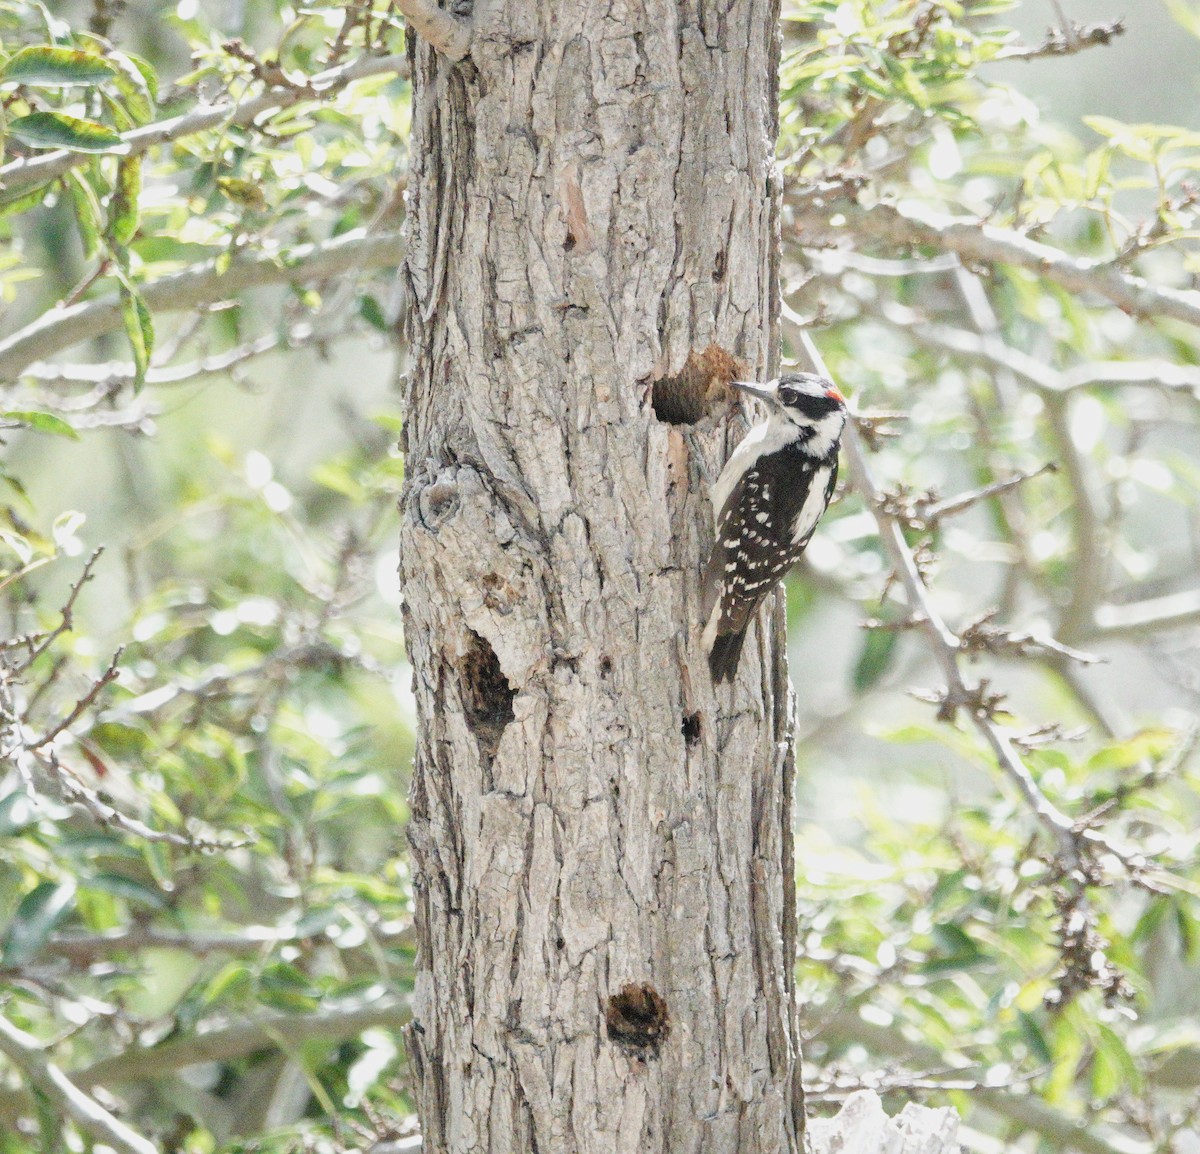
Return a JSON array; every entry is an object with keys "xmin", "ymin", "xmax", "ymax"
[{"xmin": 733, "ymin": 372, "xmax": 847, "ymax": 457}]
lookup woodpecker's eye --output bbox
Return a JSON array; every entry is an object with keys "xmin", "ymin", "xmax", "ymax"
[{"xmin": 778, "ymin": 386, "xmax": 798, "ymax": 405}]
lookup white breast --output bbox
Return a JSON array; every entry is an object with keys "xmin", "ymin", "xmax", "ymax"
[
  {"xmin": 710, "ymin": 415, "xmax": 797, "ymax": 530},
  {"xmin": 791, "ymin": 465, "xmax": 832, "ymax": 544}
]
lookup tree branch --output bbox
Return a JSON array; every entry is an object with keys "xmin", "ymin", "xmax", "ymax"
[
  {"xmin": 76, "ymin": 994, "xmax": 410, "ymax": 1087},
  {"xmin": 0, "ymin": 230, "xmax": 404, "ymax": 382},
  {"xmin": 907, "ymin": 321, "xmax": 1200, "ymax": 397},
  {"xmin": 0, "ymin": 995, "xmax": 411, "ymax": 1131},
  {"xmin": 1094, "ymin": 588, "xmax": 1200, "ymax": 639},
  {"xmin": 812, "ymin": 1007, "xmax": 1149, "ymax": 1154},
  {"xmin": 396, "ymin": 0, "xmax": 474, "ymax": 62},
  {"xmin": 0, "ymin": 53, "xmax": 409, "ymax": 196},
  {"xmin": 36, "ymin": 922, "xmax": 413, "ymax": 965},
  {"xmin": 789, "ymin": 192, "xmax": 1200, "ymax": 331},
  {"xmin": 992, "ymin": 18, "xmax": 1125, "ymax": 61},
  {"xmin": 18, "ymin": 332, "xmax": 280, "ymax": 391},
  {"xmin": 0, "ymin": 1011, "xmax": 157, "ymax": 1154},
  {"xmin": 798, "ymin": 333, "xmax": 1083, "ymax": 856}
]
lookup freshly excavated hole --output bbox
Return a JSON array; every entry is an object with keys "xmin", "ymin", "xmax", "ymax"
[
  {"xmin": 460, "ymin": 630, "xmax": 514, "ymax": 763},
  {"xmin": 606, "ymin": 983, "xmax": 670, "ymax": 1057},
  {"xmin": 650, "ymin": 344, "xmax": 743, "ymax": 426}
]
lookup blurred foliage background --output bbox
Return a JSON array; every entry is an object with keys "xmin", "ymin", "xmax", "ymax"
[{"xmin": 0, "ymin": 1, "xmax": 1199, "ymax": 1152}]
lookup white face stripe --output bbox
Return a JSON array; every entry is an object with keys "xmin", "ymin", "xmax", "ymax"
[{"xmin": 800, "ymin": 410, "xmax": 847, "ymax": 461}]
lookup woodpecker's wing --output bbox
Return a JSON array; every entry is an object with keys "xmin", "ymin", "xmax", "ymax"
[
  {"xmin": 700, "ymin": 471, "xmax": 776, "ymax": 678},
  {"xmin": 700, "ymin": 495, "xmax": 761, "ymax": 683},
  {"xmin": 701, "ymin": 452, "xmax": 839, "ymax": 680},
  {"xmin": 700, "ymin": 473, "xmax": 752, "ymax": 626}
]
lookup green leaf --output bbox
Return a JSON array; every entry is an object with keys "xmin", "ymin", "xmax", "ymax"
[
  {"xmin": 1091, "ymin": 1023, "xmax": 1141, "ymax": 1101},
  {"xmin": 358, "ymin": 292, "xmax": 389, "ymax": 333},
  {"xmin": 7, "ymin": 111, "xmax": 125, "ymax": 153},
  {"xmin": 90, "ymin": 720, "xmax": 149, "ymax": 757},
  {"xmin": 65, "ymin": 169, "xmax": 103, "ymax": 259},
  {"xmin": 202, "ymin": 961, "xmax": 252, "ymax": 1006},
  {"xmin": 312, "ymin": 459, "xmax": 369, "ymax": 501},
  {"xmin": 1018, "ymin": 1010, "xmax": 1053, "ymax": 1065},
  {"xmin": 107, "ymin": 155, "xmax": 141, "ymax": 247},
  {"xmin": 118, "ymin": 281, "xmax": 154, "ymax": 391},
  {"xmin": 1086, "ymin": 728, "xmax": 1176, "ymax": 772},
  {"xmin": 257, "ymin": 961, "xmax": 321, "ymax": 1011},
  {"xmin": 1, "ymin": 409, "xmax": 80, "ymax": 439},
  {"xmin": 929, "ymin": 868, "xmax": 969, "ymax": 910},
  {"xmin": 215, "ymin": 177, "xmax": 267, "ymax": 211},
  {"xmin": 82, "ymin": 873, "xmax": 167, "ymax": 910},
  {"xmin": 1168, "ymin": 0, "xmax": 1200, "ymax": 39},
  {"xmin": 0, "ymin": 46, "xmax": 115, "ymax": 87},
  {"xmin": 931, "ymin": 921, "xmax": 980, "ymax": 958},
  {"xmin": 0, "ymin": 179, "xmax": 55, "ymax": 216},
  {"xmin": 852, "ymin": 626, "xmax": 899, "ymax": 692},
  {"xmin": 1175, "ymin": 901, "xmax": 1197, "ymax": 960},
  {"xmin": 106, "ymin": 51, "xmax": 155, "ymax": 125},
  {"xmin": 1, "ymin": 880, "xmax": 77, "ymax": 967},
  {"xmin": 0, "ymin": 529, "xmax": 33, "ymax": 565}
]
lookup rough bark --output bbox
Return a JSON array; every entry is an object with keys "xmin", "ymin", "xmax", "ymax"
[{"xmin": 397, "ymin": 2, "xmax": 799, "ymax": 1150}]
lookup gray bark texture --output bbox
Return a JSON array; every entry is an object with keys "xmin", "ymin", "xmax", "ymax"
[{"xmin": 397, "ymin": 2, "xmax": 803, "ymax": 1150}]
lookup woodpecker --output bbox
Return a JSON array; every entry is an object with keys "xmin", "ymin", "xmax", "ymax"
[{"xmin": 700, "ymin": 372, "xmax": 848, "ymax": 683}]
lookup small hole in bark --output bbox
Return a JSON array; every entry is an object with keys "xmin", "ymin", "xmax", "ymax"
[
  {"xmin": 599, "ymin": 655, "xmax": 613, "ymax": 677},
  {"xmin": 681, "ymin": 712, "xmax": 701, "ymax": 746},
  {"xmin": 460, "ymin": 630, "xmax": 514, "ymax": 762},
  {"xmin": 713, "ymin": 249, "xmax": 726, "ymax": 282},
  {"xmin": 564, "ymin": 230, "xmax": 576, "ymax": 253},
  {"xmin": 606, "ymin": 984, "xmax": 669, "ymax": 1057},
  {"xmin": 650, "ymin": 345, "xmax": 743, "ymax": 426}
]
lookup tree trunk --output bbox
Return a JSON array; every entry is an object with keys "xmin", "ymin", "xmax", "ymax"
[{"xmin": 398, "ymin": 2, "xmax": 799, "ymax": 1150}]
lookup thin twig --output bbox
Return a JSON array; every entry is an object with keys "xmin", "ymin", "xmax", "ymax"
[
  {"xmin": 20, "ymin": 333, "xmax": 281, "ymax": 392},
  {"xmin": 787, "ymin": 191, "xmax": 1200, "ymax": 330},
  {"xmin": 993, "ymin": 18, "xmax": 1125, "ymax": 61},
  {"xmin": 19, "ymin": 549, "xmax": 104, "ymax": 670},
  {"xmin": 1041, "ymin": 390, "xmax": 1108, "ymax": 644},
  {"xmin": 78, "ymin": 995, "xmax": 408, "ymax": 1087},
  {"xmin": 0, "ymin": 1011, "xmax": 157, "ymax": 1154},
  {"xmin": 0, "ymin": 53, "xmax": 409, "ymax": 196},
  {"xmin": 1094, "ymin": 588, "xmax": 1200, "ymax": 639},
  {"xmin": 812, "ymin": 1006, "xmax": 1150, "ymax": 1154},
  {"xmin": 0, "ymin": 231, "xmax": 404, "ymax": 382},
  {"xmin": 799, "ymin": 333, "xmax": 1082, "ymax": 857},
  {"xmin": 805, "ymin": 1063, "xmax": 1047, "ymax": 1102},
  {"xmin": 35, "ymin": 921, "xmax": 414, "ymax": 966},
  {"xmin": 28, "ymin": 649, "xmax": 122, "ymax": 751},
  {"xmin": 29, "ymin": 750, "xmax": 250, "ymax": 851},
  {"xmin": 0, "ymin": 995, "xmax": 412, "ymax": 1132},
  {"xmin": 897, "ymin": 464, "xmax": 1056, "ymax": 528},
  {"xmin": 910, "ymin": 321, "xmax": 1200, "ymax": 397}
]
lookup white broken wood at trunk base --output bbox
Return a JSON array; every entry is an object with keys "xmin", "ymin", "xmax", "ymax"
[{"xmin": 809, "ymin": 1091, "xmax": 960, "ymax": 1154}]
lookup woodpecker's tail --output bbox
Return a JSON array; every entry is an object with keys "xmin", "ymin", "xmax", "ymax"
[{"xmin": 707, "ymin": 625, "xmax": 750, "ymax": 683}]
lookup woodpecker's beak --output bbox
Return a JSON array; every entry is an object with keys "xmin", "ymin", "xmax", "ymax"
[{"xmin": 732, "ymin": 380, "xmax": 774, "ymax": 404}]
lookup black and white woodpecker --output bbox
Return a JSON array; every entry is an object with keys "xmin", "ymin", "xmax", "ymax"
[{"xmin": 700, "ymin": 372, "xmax": 848, "ymax": 683}]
